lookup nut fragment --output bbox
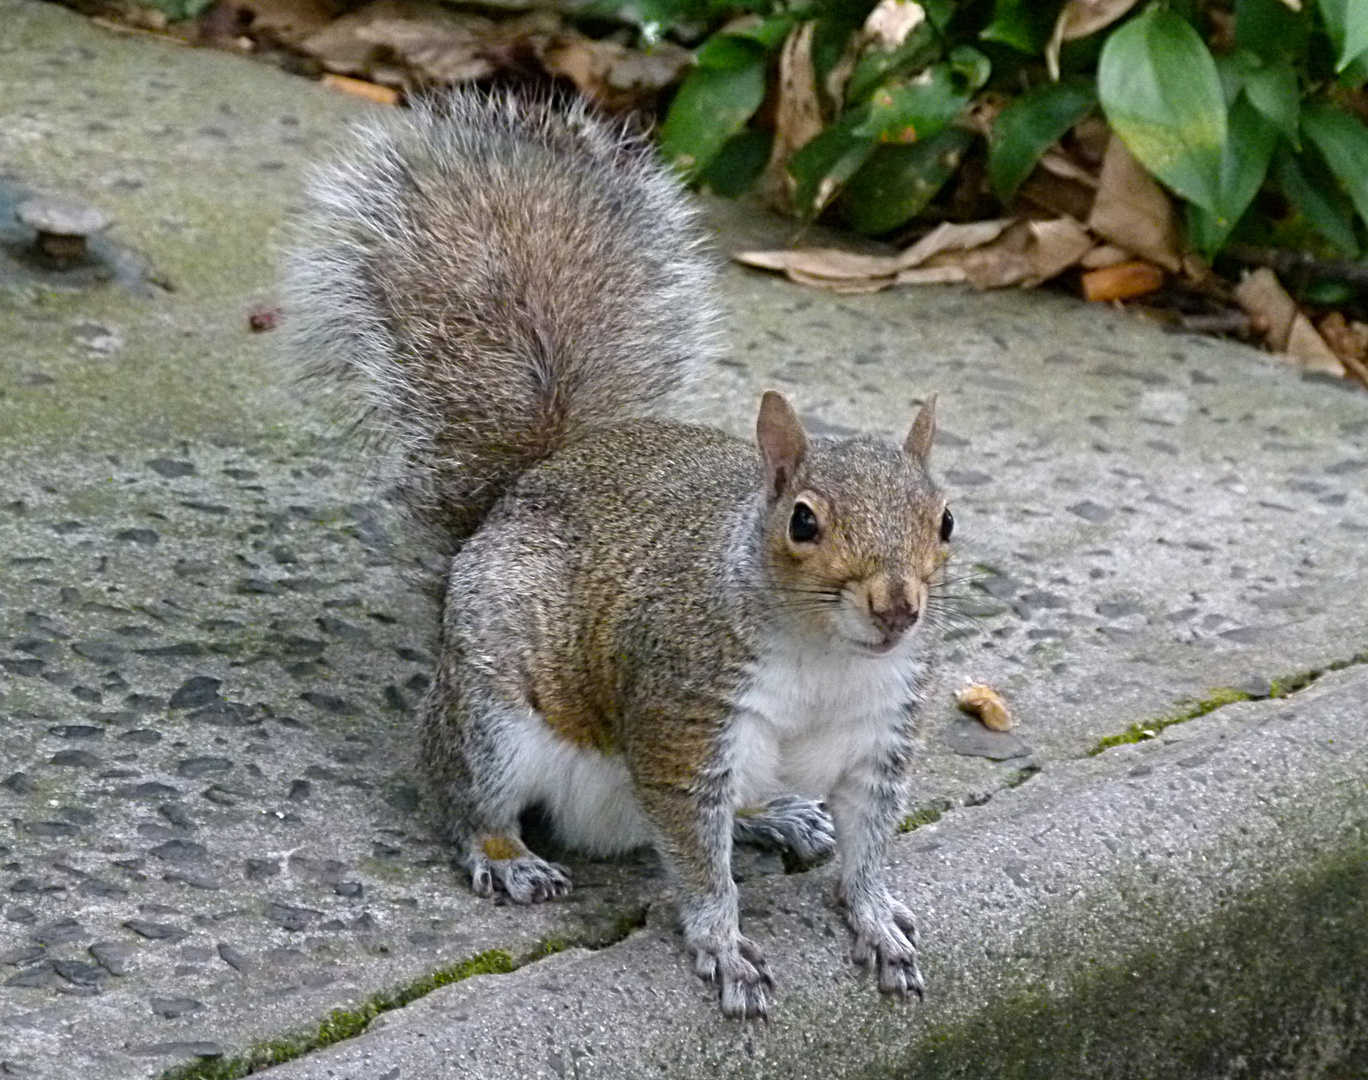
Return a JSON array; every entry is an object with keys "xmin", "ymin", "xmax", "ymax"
[
  {"xmin": 956, "ymin": 683, "xmax": 1013, "ymax": 731},
  {"xmin": 16, "ymin": 196, "xmax": 110, "ymax": 262}
]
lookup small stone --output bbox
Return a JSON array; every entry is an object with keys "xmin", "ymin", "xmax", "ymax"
[
  {"xmin": 119, "ymin": 729, "xmax": 162, "ymax": 745},
  {"xmin": 177, "ymin": 756, "xmax": 231, "ymax": 778},
  {"xmin": 1066, "ymin": 500, "xmax": 1112, "ymax": 523},
  {"xmin": 334, "ymin": 881, "xmax": 363, "ymax": 899},
  {"xmin": 123, "ymin": 919, "xmax": 188, "ymax": 942},
  {"xmin": 115, "ymin": 528, "xmax": 160, "ymax": 546},
  {"xmin": 32, "ymin": 918, "xmax": 84, "ymax": 946},
  {"xmin": 146, "ymin": 459, "xmax": 195, "ymax": 478},
  {"xmin": 49, "ymin": 724, "xmax": 103, "ymax": 739},
  {"xmin": 149, "ymin": 839, "xmax": 208, "ymax": 863},
  {"xmin": 17, "ymin": 196, "xmax": 109, "ymax": 237},
  {"xmin": 300, "ymin": 691, "xmax": 354, "ymax": 715},
  {"xmin": 127, "ymin": 781, "xmax": 181, "ymax": 799},
  {"xmin": 0, "ymin": 946, "xmax": 45, "ymax": 966},
  {"xmin": 150, "ymin": 996, "xmax": 203, "ymax": 1019},
  {"xmin": 169, "ymin": 676, "xmax": 221, "ymax": 710},
  {"xmin": 287, "ymin": 779, "xmax": 311, "ymax": 801},
  {"xmin": 2, "ymin": 772, "xmax": 34, "ymax": 794},
  {"xmin": 5, "ymin": 963, "xmax": 58, "ymax": 989},
  {"xmin": 940, "ymin": 717, "xmax": 1034, "ymax": 761},
  {"xmin": 133, "ymin": 1041, "xmax": 224, "ymax": 1059},
  {"xmin": 244, "ymin": 858, "xmax": 280, "ymax": 880},
  {"xmin": 71, "ymin": 640, "xmax": 125, "ymax": 664},
  {"xmin": 49, "ymin": 749, "xmax": 101, "ymax": 768},
  {"xmin": 159, "ymin": 803, "xmax": 195, "ymax": 829},
  {"xmin": 263, "ymin": 902, "xmax": 320, "ymax": 931},
  {"xmin": 52, "ymin": 959, "xmax": 104, "ymax": 986},
  {"xmin": 216, "ymin": 943, "xmax": 246, "ymax": 970}
]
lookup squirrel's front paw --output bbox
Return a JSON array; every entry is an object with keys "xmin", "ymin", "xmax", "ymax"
[
  {"xmin": 466, "ymin": 837, "xmax": 571, "ymax": 904},
  {"xmin": 846, "ymin": 896, "xmax": 924, "ymax": 999},
  {"xmin": 690, "ymin": 933, "xmax": 773, "ymax": 1019}
]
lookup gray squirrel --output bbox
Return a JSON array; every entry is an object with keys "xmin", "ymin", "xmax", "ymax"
[{"xmin": 283, "ymin": 91, "xmax": 952, "ymax": 1018}]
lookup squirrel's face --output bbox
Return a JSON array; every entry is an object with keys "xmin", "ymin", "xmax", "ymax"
[{"xmin": 755, "ymin": 391, "xmax": 950, "ymax": 656}]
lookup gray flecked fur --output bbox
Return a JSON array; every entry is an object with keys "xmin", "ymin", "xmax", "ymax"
[{"xmin": 283, "ymin": 92, "xmax": 947, "ymax": 1019}]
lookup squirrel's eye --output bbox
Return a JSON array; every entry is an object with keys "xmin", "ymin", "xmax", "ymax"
[
  {"xmin": 940, "ymin": 507, "xmax": 954, "ymax": 542},
  {"xmin": 789, "ymin": 501, "xmax": 821, "ymax": 544}
]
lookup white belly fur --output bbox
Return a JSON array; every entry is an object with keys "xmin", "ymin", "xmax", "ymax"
[
  {"xmin": 509, "ymin": 712, "xmax": 654, "ymax": 856},
  {"xmin": 514, "ymin": 635, "xmax": 916, "ymax": 853},
  {"xmin": 730, "ymin": 632, "xmax": 918, "ymax": 804}
]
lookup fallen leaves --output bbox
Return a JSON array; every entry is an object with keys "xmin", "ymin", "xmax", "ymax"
[
  {"xmin": 956, "ymin": 683, "xmax": 1013, "ymax": 732},
  {"xmin": 1234, "ymin": 267, "xmax": 1346, "ymax": 378}
]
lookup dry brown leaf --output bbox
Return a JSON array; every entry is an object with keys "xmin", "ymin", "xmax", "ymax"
[
  {"xmin": 1038, "ymin": 150, "xmax": 1099, "ymax": 187},
  {"xmin": 1087, "ymin": 135, "xmax": 1182, "ymax": 272},
  {"xmin": 1316, "ymin": 311, "xmax": 1368, "ymax": 364},
  {"xmin": 238, "ymin": 0, "xmax": 333, "ymax": 49},
  {"xmin": 787, "ymin": 268, "xmax": 893, "ymax": 293},
  {"xmin": 926, "ymin": 217, "xmax": 1091, "ymax": 288},
  {"xmin": 894, "ymin": 265, "xmax": 968, "ymax": 285},
  {"xmin": 321, "ymin": 73, "xmax": 399, "ymax": 104},
  {"xmin": 864, "ymin": 0, "xmax": 926, "ymax": 49},
  {"xmin": 1285, "ymin": 314, "xmax": 1346, "ymax": 376},
  {"xmin": 1081, "ymin": 259, "xmax": 1163, "ymax": 301},
  {"xmin": 299, "ymin": 0, "xmax": 501, "ymax": 85},
  {"xmin": 895, "ymin": 218, "xmax": 1014, "ymax": 269},
  {"xmin": 733, "ymin": 247, "xmax": 903, "ymax": 281},
  {"xmin": 541, "ymin": 35, "xmax": 690, "ymax": 111},
  {"xmin": 1046, "ymin": 0, "xmax": 1142, "ymax": 79},
  {"xmin": 760, "ymin": 22, "xmax": 824, "ymax": 214},
  {"xmin": 1079, "ymin": 243, "xmax": 1130, "ymax": 269},
  {"xmin": 956, "ymin": 683, "xmax": 1013, "ymax": 732},
  {"xmin": 1234, "ymin": 267, "xmax": 1297, "ymax": 349}
]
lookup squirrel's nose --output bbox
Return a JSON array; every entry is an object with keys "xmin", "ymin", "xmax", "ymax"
[{"xmin": 870, "ymin": 598, "xmax": 920, "ymax": 637}]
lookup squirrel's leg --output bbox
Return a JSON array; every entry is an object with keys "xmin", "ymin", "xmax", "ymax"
[
  {"xmin": 419, "ymin": 674, "xmax": 570, "ymax": 905},
  {"xmin": 828, "ymin": 750, "xmax": 924, "ymax": 1000},
  {"xmin": 636, "ymin": 778, "xmax": 773, "ymax": 1019},
  {"xmin": 733, "ymin": 796, "xmax": 836, "ymax": 865}
]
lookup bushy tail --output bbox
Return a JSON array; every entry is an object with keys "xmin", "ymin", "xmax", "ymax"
[{"xmin": 283, "ymin": 91, "xmax": 720, "ymax": 544}]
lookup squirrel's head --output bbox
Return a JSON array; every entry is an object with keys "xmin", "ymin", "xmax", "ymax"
[{"xmin": 755, "ymin": 390, "xmax": 950, "ymax": 656}]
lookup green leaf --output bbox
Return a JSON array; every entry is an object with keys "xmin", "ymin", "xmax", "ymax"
[
  {"xmin": 695, "ymin": 34, "xmax": 767, "ymax": 70},
  {"xmin": 1241, "ymin": 60, "xmax": 1300, "ymax": 146},
  {"xmin": 845, "ymin": 26, "xmax": 938, "ymax": 106},
  {"xmin": 1301, "ymin": 104, "xmax": 1368, "ymax": 227},
  {"xmin": 1272, "ymin": 144, "xmax": 1360, "ymax": 255},
  {"xmin": 699, "ymin": 129, "xmax": 773, "ymax": 197},
  {"xmin": 840, "ymin": 128, "xmax": 974, "ymax": 235},
  {"xmin": 788, "ymin": 122, "xmax": 878, "ymax": 217},
  {"xmin": 721, "ymin": 11, "xmax": 803, "ymax": 51},
  {"xmin": 988, "ymin": 80, "xmax": 1096, "ymax": 201},
  {"xmin": 1234, "ymin": 0, "xmax": 1310, "ymax": 64},
  {"xmin": 1187, "ymin": 96, "xmax": 1278, "ymax": 256},
  {"xmin": 1317, "ymin": 0, "xmax": 1368, "ymax": 71},
  {"xmin": 980, "ymin": 0, "xmax": 1065, "ymax": 54},
  {"xmin": 948, "ymin": 45, "xmax": 993, "ymax": 92},
  {"xmin": 659, "ymin": 53, "xmax": 768, "ymax": 176},
  {"xmin": 143, "ymin": 0, "xmax": 214, "ymax": 18},
  {"xmin": 1098, "ymin": 6, "xmax": 1227, "ymax": 213},
  {"xmin": 852, "ymin": 65, "xmax": 969, "ymax": 143}
]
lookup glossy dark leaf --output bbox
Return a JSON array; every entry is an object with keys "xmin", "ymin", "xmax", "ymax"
[
  {"xmin": 1234, "ymin": 0, "xmax": 1310, "ymax": 64},
  {"xmin": 988, "ymin": 79, "xmax": 1096, "ymax": 201},
  {"xmin": 660, "ymin": 48, "xmax": 768, "ymax": 176},
  {"xmin": 980, "ymin": 0, "xmax": 1064, "ymax": 54},
  {"xmin": 788, "ymin": 121, "xmax": 878, "ymax": 217},
  {"xmin": 1241, "ymin": 60, "xmax": 1300, "ymax": 146},
  {"xmin": 1301, "ymin": 104, "xmax": 1368, "ymax": 227},
  {"xmin": 1098, "ymin": 7, "xmax": 1227, "ymax": 213},
  {"xmin": 699, "ymin": 129, "xmax": 773, "ymax": 197},
  {"xmin": 1272, "ymin": 144, "xmax": 1360, "ymax": 255},
  {"xmin": 852, "ymin": 64, "xmax": 968, "ymax": 143},
  {"xmin": 1317, "ymin": 0, "xmax": 1368, "ymax": 72},
  {"xmin": 1187, "ymin": 96, "xmax": 1278, "ymax": 256},
  {"xmin": 840, "ymin": 128, "xmax": 974, "ymax": 235},
  {"xmin": 845, "ymin": 26, "xmax": 938, "ymax": 105}
]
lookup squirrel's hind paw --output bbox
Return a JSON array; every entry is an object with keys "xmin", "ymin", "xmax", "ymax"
[
  {"xmin": 733, "ymin": 797, "xmax": 836, "ymax": 866},
  {"xmin": 692, "ymin": 934, "xmax": 774, "ymax": 1019},
  {"xmin": 467, "ymin": 843, "xmax": 571, "ymax": 904}
]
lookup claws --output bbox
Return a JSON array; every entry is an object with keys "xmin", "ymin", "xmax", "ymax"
[
  {"xmin": 846, "ymin": 894, "xmax": 925, "ymax": 1002},
  {"xmin": 466, "ymin": 851, "xmax": 571, "ymax": 904},
  {"xmin": 691, "ymin": 933, "xmax": 773, "ymax": 1019}
]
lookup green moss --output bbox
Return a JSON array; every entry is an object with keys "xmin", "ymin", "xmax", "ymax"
[
  {"xmin": 159, "ymin": 948, "xmax": 519, "ymax": 1080},
  {"xmin": 1089, "ymin": 687, "xmax": 1252, "ymax": 755},
  {"xmin": 901, "ymin": 797, "xmax": 952, "ymax": 832},
  {"xmin": 1090, "ymin": 646, "xmax": 1368, "ymax": 757}
]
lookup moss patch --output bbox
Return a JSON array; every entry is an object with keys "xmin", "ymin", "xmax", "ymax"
[
  {"xmin": 901, "ymin": 797, "xmax": 952, "ymax": 833},
  {"xmin": 1090, "ymin": 646, "xmax": 1368, "ymax": 756}
]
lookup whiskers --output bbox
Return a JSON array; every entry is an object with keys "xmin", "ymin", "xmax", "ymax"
[{"xmin": 924, "ymin": 557, "xmax": 1006, "ymax": 640}]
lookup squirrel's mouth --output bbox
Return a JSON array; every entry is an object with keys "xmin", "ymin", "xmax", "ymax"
[{"xmin": 851, "ymin": 633, "xmax": 902, "ymax": 657}]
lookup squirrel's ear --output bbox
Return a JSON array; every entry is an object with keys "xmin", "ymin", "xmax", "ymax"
[
  {"xmin": 756, "ymin": 390, "xmax": 809, "ymax": 498},
  {"xmin": 904, "ymin": 394, "xmax": 937, "ymax": 465}
]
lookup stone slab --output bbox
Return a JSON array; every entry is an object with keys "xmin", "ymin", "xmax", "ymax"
[{"xmin": 261, "ymin": 666, "xmax": 1368, "ymax": 1079}]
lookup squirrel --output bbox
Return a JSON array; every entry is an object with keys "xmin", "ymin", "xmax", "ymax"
[{"xmin": 283, "ymin": 90, "xmax": 952, "ymax": 1019}]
